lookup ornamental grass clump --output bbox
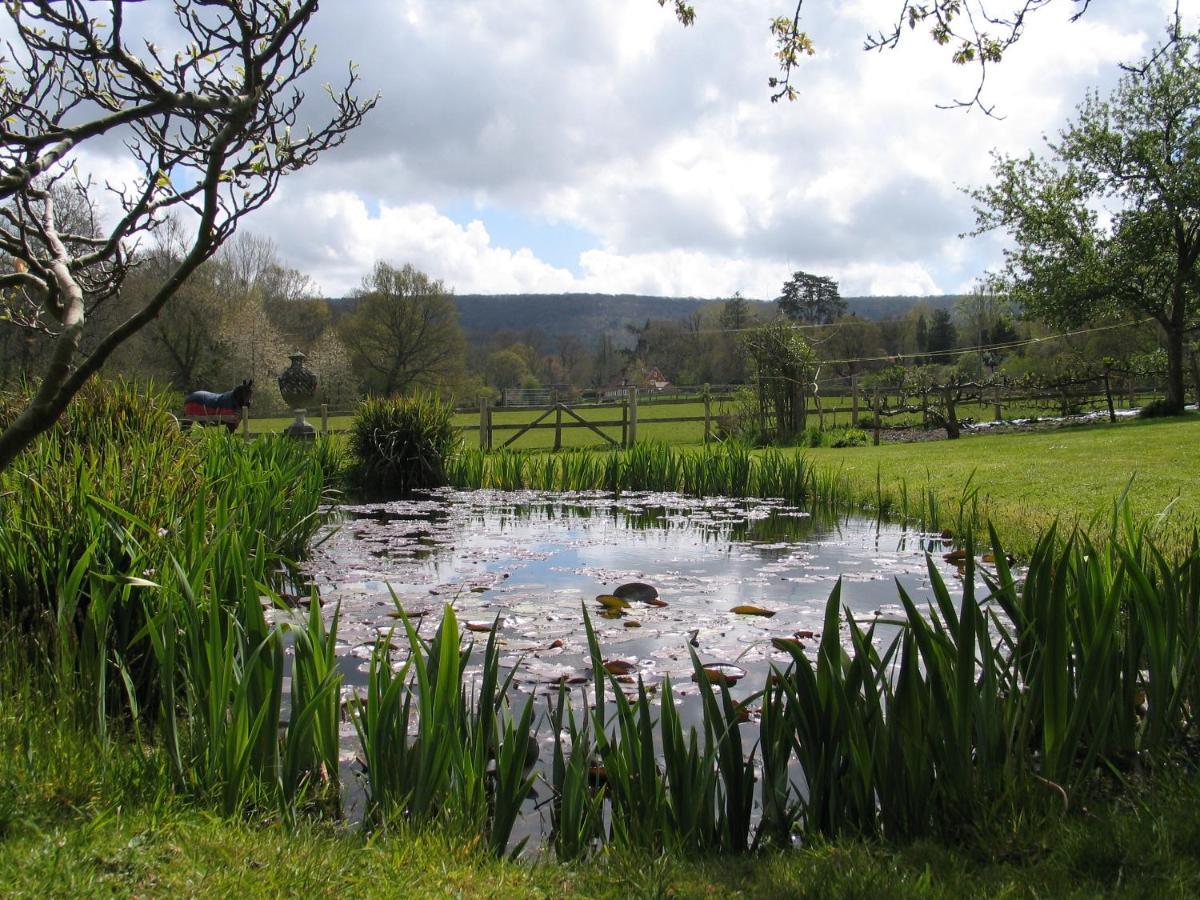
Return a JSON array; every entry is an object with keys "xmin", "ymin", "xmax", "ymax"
[{"xmin": 349, "ymin": 394, "xmax": 461, "ymax": 497}]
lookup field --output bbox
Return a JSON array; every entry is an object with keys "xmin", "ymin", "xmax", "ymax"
[
  {"xmin": 805, "ymin": 414, "xmax": 1200, "ymax": 548},
  {"xmin": 245, "ymin": 390, "xmax": 1153, "ymax": 450}
]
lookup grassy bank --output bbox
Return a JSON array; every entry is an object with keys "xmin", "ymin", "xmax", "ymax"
[
  {"xmin": 3, "ymin": 701, "xmax": 1199, "ymax": 898},
  {"xmin": 805, "ymin": 415, "xmax": 1200, "ymax": 549},
  {"xmin": 441, "ymin": 414, "xmax": 1200, "ymax": 554}
]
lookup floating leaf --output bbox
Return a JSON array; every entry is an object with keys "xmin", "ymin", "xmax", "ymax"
[
  {"xmin": 794, "ymin": 629, "xmax": 816, "ymax": 639},
  {"xmin": 596, "ymin": 594, "xmax": 630, "ymax": 610},
  {"xmin": 731, "ymin": 604, "xmax": 776, "ymax": 618},
  {"xmin": 623, "ymin": 620, "xmax": 641, "ymax": 628},
  {"xmin": 692, "ymin": 663, "xmax": 745, "ymax": 686},
  {"xmin": 465, "ymin": 621, "xmax": 498, "ymax": 633},
  {"xmin": 603, "ymin": 659, "xmax": 636, "ymax": 675},
  {"xmin": 613, "ymin": 582, "xmax": 659, "ymax": 604},
  {"xmin": 771, "ymin": 637, "xmax": 804, "ymax": 653},
  {"xmin": 943, "ymin": 548, "xmax": 968, "ymax": 563}
]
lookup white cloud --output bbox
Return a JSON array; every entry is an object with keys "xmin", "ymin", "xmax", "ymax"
[{"xmin": 200, "ymin": 2, "xmax": 1200, "ymax": 298}]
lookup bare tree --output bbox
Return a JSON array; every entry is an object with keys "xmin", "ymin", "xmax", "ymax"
[{"xmin": 0, "ymin": 1, "xmax": 375, "ymax": 471}]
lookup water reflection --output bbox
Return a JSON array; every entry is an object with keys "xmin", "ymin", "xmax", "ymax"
[{"xmin": 297, "ymin": 489, "xmax": 979, "ymax": 837}]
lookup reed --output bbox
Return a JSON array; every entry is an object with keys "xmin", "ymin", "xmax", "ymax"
[
  {"xmin": 350, "ymin": 603, "xmax": 539, "ymax": 855},
  {"xmin": 348, "ymin": 393, "xmax": 460, "ymax": 496},
  {"xmin": 548, "ymin": 683, "xmax": 605, "ymax": 861}
]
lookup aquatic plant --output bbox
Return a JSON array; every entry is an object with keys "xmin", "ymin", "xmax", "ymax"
[{"xmin": 348, "ymin": 393, "xmax": 461, "ymax": 496}]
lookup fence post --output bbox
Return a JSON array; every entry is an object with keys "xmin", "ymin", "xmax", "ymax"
[
  {"xmin": 241, "ymin": 405, "xmax": 249, "ymax": 438},
  {"xmin": 872, "ymin": 390, "xmax": 881, "ymax": 446},
  {"xmin": 479, "ymin": 398, "xmax": 488, "ymax": 450},
  {"xmin": 628, "ymin": 387, "xmax": 639, "ymax": 446},
  {"xmin": 851, "ymin": 374, "xmax": 859, "ymax": 426},
  {"xmin": 621, "ymin": 398, "xmax": 629, "ymax": 447},
  {"xmin": 554, "ymin": 402, "xmax": 563, "ymax": 451},
  {"xmin": 320, "ymin": 403, "xmax": 329, "ymax": 435},
  {"xmin": 703, "ymin": 384, "xmax": 712, "ymax": 445},
  {"xmin": 993, "ymin": 385, "xmax": 1003, "ymax": 423}
]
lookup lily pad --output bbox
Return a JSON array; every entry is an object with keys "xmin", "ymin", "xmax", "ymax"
[
  {"xmin": 596, "ymin": 593, "xmax": 631, "ymax": 610},
  {"xmin": 613, "ymin": 582, "xmax": 659, "ymax": 604},
  {"xmin": 692, "ymin": 662, "xmax": 746, "ymax": 686},
  {"xmin": 731, "ymin": 604, "xmax": 776, "ymax": 618},
  {"xmin": 602, "ymin": 659, "xmax": 637, "ymax": 676}
]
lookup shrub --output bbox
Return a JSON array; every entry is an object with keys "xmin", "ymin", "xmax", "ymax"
[
  {"xmin": 829, "ymin": 427, "xmax": 869, "ymax": 448},
  {"xmin": 349, "ymin": 393, "xmax": 461, "ymax": 496},
  {"xmin": 800, "ymin": 426, "xmax": 823, "ymax": 448},
  {"xmin": 1137, "ymin": 398, "xmax": 1183, "ymax": 419}
]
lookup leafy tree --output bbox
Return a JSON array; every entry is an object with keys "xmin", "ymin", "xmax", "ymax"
[
  {"xmin": 926, "ymin": 308, "xmax": 958, "ymax": 364},
  {"xmin": 485, "ymin": 349, "xmax": 531, "ymax": 392},
  {"xmin": 0, "ymin": 1, "xmax": 373, "ymax": 471},
  {"xmin": 914, "ymin": 313, "xmax": 929, "ymax": 363},
  {"xmin": 339, "ymin": 262, "xmax": 467, "ymax": 398},
  {"xmin": 719, "ymin": 293, "xmax": 752, "ymax": 332},
  {"xmin": 741, "ymin": 320, "xmax": 817, "ymax": 442},
  {"xmin": 820, "ymin": 314, "xmax": 881, "ymax": 380},
  {"xmin": 971, "ymin": 26, "xmax": 1200, "ymax": 413},
  {"xmin": 778, "ymin": 271, "xmax": 845, "ymax": 325}
]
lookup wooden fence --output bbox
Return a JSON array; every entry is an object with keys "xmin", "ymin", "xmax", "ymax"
[{"xmin": 237, "ymin": 373, "xmax": 1167, "ymax": 446}]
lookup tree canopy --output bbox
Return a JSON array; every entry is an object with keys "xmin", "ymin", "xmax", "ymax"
[
  {"xmin": 339, "ymin": 262, "xmax": 467, "ymax": 398},
  {"xmin": 778, "ymin": 271, "xmax": 845, "ymax": 325},
  {"xmin": 970, "ymin": 26, "xmax": 1200, "ymax": 412}
]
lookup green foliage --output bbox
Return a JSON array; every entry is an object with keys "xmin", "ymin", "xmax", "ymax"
[
  {"xmin": 350, "ymin": 604, "xmax": 538, "ymax": 855},
  {"xmin": 348, "ymin": 393, "xmax": 461, "ymax": 496},
  {"xmin": 741, "ymin": 321, "xmax": 818, "ymax": 442},
  {"xmin": 337, "ymin": 261, "xmax": 467, "ymax": 398},
  {"xmin": 446, "ymin": 442, "xmax": 850, "ymax": 512},
  {"xmin": 1137, "ymin": 398, "xmax": 1183, "ymax": 419},
  {"xmin": 777, "ymin": 270, "xmax": 844, "ymax": 324},
  {"xmin": 971, "ymin": 27, "xmax": 1200, "ymax": 411},
  {"xmin": 828, "ymin": 427, "xmax": 868, "ymax": 448}
]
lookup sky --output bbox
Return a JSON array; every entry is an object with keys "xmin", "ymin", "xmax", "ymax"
[{"xmin": 73, "ymin": 1, "xmax": 1200, "ymax": 299}]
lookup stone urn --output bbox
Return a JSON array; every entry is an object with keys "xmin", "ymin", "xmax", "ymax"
[{"xmin": 278, "ymin": 351, "xmax": 318, "ymax": 439}]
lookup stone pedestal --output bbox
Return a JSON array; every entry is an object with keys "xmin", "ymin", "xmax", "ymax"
[{"xmin": 278, "ymin": 351, "xmax": 318, "ymax": 439}]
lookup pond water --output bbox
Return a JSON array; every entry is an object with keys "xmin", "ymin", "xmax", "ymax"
[{"xmin": 295, "ymin": 488, "xmax": 978, "ymax": 836}]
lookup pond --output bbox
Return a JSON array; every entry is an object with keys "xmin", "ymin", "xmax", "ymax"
[{"xmin": 294, "ymin": 488, "xmax": 977, "ymax": 838}]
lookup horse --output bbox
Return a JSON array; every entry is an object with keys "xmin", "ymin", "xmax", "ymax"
[{"xmin": 182, "ymin": 379, "xmax": 253, "ymax": 433}]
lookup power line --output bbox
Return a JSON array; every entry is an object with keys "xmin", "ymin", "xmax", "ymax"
[
  {"xmin": 636, "ymin": 315, "xmax": 1155, "ymax": 368},
  {"xmin": 811, "ymin": 318, "xmax": 1154, "ymax": 367}
]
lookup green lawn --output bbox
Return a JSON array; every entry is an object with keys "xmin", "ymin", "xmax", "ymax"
[
  {"xmin": 803, "ymin": 414, "xmax": 1200, "ymax": 548},
  {"xmin": 4, "ymin": 715, "xmax": 1195, "ymax": 897},
  {"xmin": 4, "ymin": 702, "xmax": 1199, "ymax": 898}
]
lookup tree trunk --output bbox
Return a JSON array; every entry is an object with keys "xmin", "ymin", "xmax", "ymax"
[
  {"xmin": 1189, "ymin": 347, "xmax": 1200, "ymax": 408},
  {"xmin": 942, "ymin": 386, "xmax": 961, "ymax": 440},
  {"xmin": 1164, "ymin": 322, "xmax": 1186, "ymax": 414}
]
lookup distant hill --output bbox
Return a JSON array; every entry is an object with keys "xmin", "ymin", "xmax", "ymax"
[
  {"xmin": 329, "ymin": 292, "xmax": 963, "ymax": 345},
  {"xmin": 452, "ymin": 293, "xmax": 961, "ymax": 343}
]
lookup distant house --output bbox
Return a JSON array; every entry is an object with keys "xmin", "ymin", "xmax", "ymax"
[
  {"xmin": 645, "ymin": 367, "xmax": 670, "ymax": 390},
  {"xmin": 600, "ymin": 366, "xmax": 671, "ymax": 400}
]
